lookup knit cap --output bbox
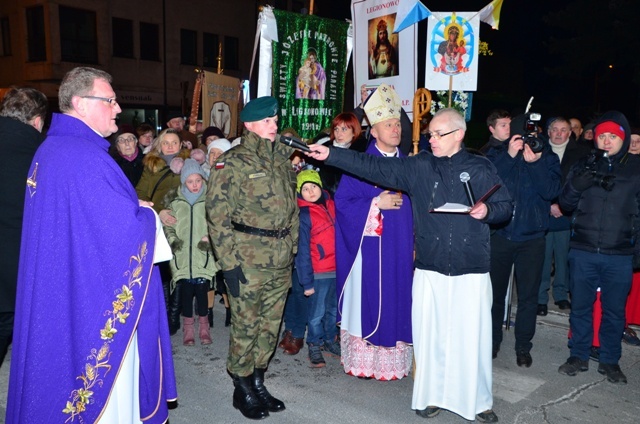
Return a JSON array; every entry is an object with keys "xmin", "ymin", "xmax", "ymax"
[
  {"xmin": 297, "ymin": 169, "xmax": 322, "ymax": 193},
  {"xmin": 180, "ymin": 158, "xmax": 206, "ymax": 184},
  {"xmin": 595, "ymin": 121, "xmax": 625, "ymax": 140},
  {"xmin": 207, "ymin": 138, "xmax": 232, "ymax": 155}
]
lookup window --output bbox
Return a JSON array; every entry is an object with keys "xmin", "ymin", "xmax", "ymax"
[
  {"xmin": 112, "ymin": 17, "xmax": 133, "ymax": 58},
  {"xmin": 0, "ymin": 17, "xmax": 10, "ymax": 57},
  {"xmin": 203, "ymin": 32, "xmax": 219, "ymax": 68},
  {"xmin": 26, "ymin": 6, "xmax": 46, "ymax": 62},
  {"xmin": 140, "ymin": 22, "xmax": 159, "ymax": 61},
  {"xmin": 224, "ymin": 36, "xmax": 239, "ymax": 71},
  {"xmin": 180, "ymin": 29, "xmax": 197, "ymax": 65},
  {"xmin": 59, "ymin": 6, "xmax": 97, "ymax": 64}
]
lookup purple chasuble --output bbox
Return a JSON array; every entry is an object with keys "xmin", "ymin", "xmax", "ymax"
[
  {"xmin": 6, "ymin": 114, "xmax": 177, "ymax": 423},
  {"xmin": 334, "ymin": 142, "xmax": 414, "ymax": 347}
]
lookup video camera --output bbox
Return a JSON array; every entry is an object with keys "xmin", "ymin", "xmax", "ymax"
[
  {"xmin": 584, "ymin": 148, "xmax": 616, "ymax": 191},
  {"xmin": 522, "ymin": 112, "xmax": 544, "ymax": 153}
]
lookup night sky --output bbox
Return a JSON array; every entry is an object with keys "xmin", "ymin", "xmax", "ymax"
[{"xmin": 311, "ymin": 0, "xmax": 640, "ymax": 132}]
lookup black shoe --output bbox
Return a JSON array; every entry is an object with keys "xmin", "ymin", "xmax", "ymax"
[
  {"xmin": 207, "ymin": 308, "xmax": 214, "ymax": 327},
  {"xmin": 555, "ymin": 300, "xmax": 571, "ymax": 310},
  {"xmin": 622, "ymin": 327, "xmax": 640, "ymax": 346},
  {"xmin": 537, "ymin": 304, "xmax": 548, "ymax": 316},
  {"xmin": 589, "ymin": 346, "xmax": 600, "ymax": 362},
  {"xmin": 598, "ymin": 363, "xmax": 627, "ymax": 384},
  {"xmin": 416, "ymin": 406, "xmax": 441, "ymax": 418},
  {"xmin": 492, "ymin": 345, "xmax": 499, "ymax": 359},
  {"xmin": 232, "ymin": 376, "xmax": 269, "ymax": 420},
  {"xmin": 516, "ymin": 350, "xmax": 532, "ymax": 368},
  {"xmin": 308, "ymin": 343, "xmax": 326, "ymax": 368},
  {"xmin": 476, "ymin": 409, "xmax": 499, "ymax": 423},
  {"xmin": 251, "ymin": 368, "xmax": 286, "ymax": 412},
  {"xmin": 558, "ymin": 356, "xmax": 589, "ymax": 376}
]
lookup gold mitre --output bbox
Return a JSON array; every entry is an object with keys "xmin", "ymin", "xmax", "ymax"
[{"xmin": 363, "ymin": 83, "xmax": 402, "ymax": 126}]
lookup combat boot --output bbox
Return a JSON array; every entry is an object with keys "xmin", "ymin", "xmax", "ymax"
[
  {"xmin": 232, "ymin": 375, "xmax": 269, "ymax": 419},
  {"xmin": 251, "ymin": 368, "xmax": 285, "ymax": 412}
]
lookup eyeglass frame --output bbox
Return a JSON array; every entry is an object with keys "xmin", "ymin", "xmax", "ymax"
[
  {"xmin": 116, "ymin": 136, "xmax": 137, "ymax": 144},
  {"xmin": 81, "ymin": 95, "xmax": 119, "ymax": 106},
  {"xmin": 427, "ymin": 128, "xmax": 460, "ymax": 140}
]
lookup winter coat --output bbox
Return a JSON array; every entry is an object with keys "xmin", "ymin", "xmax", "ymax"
[
  {"xmin": 111, "ymin": 148, "xmax": 144, "ymax": 188},
  {"xmin": 295, "ymin": 190, "xmax": 336, "ymax": 290},
  {"xmin": 560, "ymin": 110, "xmax": 640, "ymax": 256},
  {"xmin": 326, "ymin": 145, "xmax": 513, "ymax": 276},
  {"xmin": 163, "ymin": 186, "xmax": 217, "ymax": 284},
  {"xmin": 135, "ymin": 149, "xmax": 191, "ymax": 213}
]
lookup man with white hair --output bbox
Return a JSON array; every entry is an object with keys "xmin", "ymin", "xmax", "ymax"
[{"xmin": 307, "ymin": 106, "xmax": 512, "ymax": 423}]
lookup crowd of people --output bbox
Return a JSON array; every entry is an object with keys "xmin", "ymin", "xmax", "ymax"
[{"xmin": 1, "ymin": 66, "xmax": 640, "ymax": 423}]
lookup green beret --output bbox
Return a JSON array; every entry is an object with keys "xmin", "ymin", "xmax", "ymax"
[{"xmin": 240, "ymin": 96, "xmax": 279, "ymax": 122}]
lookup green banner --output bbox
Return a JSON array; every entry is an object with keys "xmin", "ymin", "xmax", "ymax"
[{"xmin": 272, "ymin": 9, "xmax": 349, "ymax": 140}]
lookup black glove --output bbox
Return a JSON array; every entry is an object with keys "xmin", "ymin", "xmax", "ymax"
[
  {"xmin": 223, "ymin": 266, "xmax": 247, "ymax": 298},
  {"xmin": 170, "ymin": 239, "xmax": 183, "ymax": 252},
  {"xmin": 571, "ymin": 168, "xmax": 595, "ymax": 192}
]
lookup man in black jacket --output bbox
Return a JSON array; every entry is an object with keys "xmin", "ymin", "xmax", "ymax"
[
  {"xmin": 307, "ymin": 108, "xmax": 512, "ymax": 423},
  {"xmin": 0, "ymin": 87, "xmax": 47, "ymax": 367},
  {"xmin": 558, "ymin": 111, "xmax": 640, "ymax": 384}
]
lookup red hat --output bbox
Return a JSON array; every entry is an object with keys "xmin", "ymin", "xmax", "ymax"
[{"xmin": 595, "ymin": 121, "xmax": 625, "ymax": 140}]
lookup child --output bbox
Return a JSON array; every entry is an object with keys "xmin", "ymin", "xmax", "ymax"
[
  {"xmin": 164, "ymin": 158, "xmax": 218, "ymax": 345},
  {"xmin": 295, "ymin": 169, "xmax": 340, "ymax": 367}
]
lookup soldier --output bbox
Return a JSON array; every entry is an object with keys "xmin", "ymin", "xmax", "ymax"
[{"xmin": 206, "ymin": 96, "xmax": 298, "ymax": 420}]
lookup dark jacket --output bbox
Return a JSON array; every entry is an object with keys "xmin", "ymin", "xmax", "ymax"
[
  {"xmin": 326, "ymin": 145, "xmax": 513, "ymax": 276},
  {"xmin": 560, "ymin": 110, "xmax": 640, "ymax": 255},
  {"xmin": 548, "ymin": 138, "xmax": 590, "ymax": 231},
  {"xmin": 479, "ymin": 135, "xmax": 504, "ymax": 155},
  {"xmin": 485, "ymin": 139, "xmax": 562, "ymax": 242},
  {"xmin": 0, "ymin": 116, "xmax": 44, "ymax": 312},
  {"xmin": 111, "ymin": 148, "xmax": 144, "ymax": 188},
  {"xmin": 295, "ymin": 190, "xmax": 336, "ymax": 290}
]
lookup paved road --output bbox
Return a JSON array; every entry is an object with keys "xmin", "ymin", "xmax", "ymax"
[{"xmin": 1, "ymin": 302, "xmax": 639, "ymax": 423}]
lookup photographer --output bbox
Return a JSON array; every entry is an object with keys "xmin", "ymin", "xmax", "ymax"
[
  {"xmin": 557, "ymin": 111, "xmax": 640, "ymax": 384},
  {"xmin": 485, "ymin": 113, "xmax": 562, "ymax": 367}
]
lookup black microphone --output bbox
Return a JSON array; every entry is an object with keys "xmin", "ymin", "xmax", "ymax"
[
  {"xmin": 279, "ymin": 134, "xmax": 311, "ymax": 153},
  {"xmin": 460, "ymin": 172, "xmax": 475, "ymax": 206}
]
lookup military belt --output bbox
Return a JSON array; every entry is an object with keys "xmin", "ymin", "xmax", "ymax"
[{"xmin": 232, "ymin": 222, "xmax": 291, "ymax": 239}]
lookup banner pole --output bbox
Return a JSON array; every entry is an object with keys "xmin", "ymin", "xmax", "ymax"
[{"xmin": 448, "ymin": 75, "xmax": 453, "ymax": 107}]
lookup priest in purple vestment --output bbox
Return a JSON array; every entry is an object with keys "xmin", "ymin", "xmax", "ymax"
[
  {"xmin": 6, "ymin": 67, "xmax": 177, "ymax": 424},
  {"xmin": 334, "ymin": 84, "xmax": 414, "ymax": 380}
]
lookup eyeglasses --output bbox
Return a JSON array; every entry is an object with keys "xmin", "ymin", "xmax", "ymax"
[
  {"xmin": 117, "ymin": 136, "xmax": 137, "ymax": 144},
  {"xmin": 82, "ymin": 96, "xmax": 119, "ymax": 106},
  {"xmin": 428, "ymin": 128, "xmax": 459, "ymax": 140}
]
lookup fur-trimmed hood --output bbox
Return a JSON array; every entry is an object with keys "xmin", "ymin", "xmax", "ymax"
[{"xmin": 142, "ymin": 149, "xmax": 191, "ymax": 173}]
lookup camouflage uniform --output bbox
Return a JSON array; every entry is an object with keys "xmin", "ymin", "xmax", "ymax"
[{"xmin": 206, "ymin": 130, "xmax": 298, "ymax": 377}]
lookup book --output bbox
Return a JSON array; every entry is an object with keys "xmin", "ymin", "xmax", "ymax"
[{"xmin": 430, "ymin": 184, "xmax": 501, "ymax": 214}]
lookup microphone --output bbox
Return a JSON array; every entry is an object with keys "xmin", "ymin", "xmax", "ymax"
[
  {"xmin": 279, "ymin": 134, "xmax": 311, "ymax": 153},
  {"xmin": 460, "ymin": 172, "xmax": 475, "ymax": 206}
]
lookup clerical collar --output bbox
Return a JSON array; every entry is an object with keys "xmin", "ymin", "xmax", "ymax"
[{"xmin": 375, "ymin": 144, "xmax": 398, "ymax": 157}]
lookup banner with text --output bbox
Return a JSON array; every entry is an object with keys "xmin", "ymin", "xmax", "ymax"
[
  {"xmin": 271, "ymin": 9, "xmax": 350, "ymax": 139},
  {"xmin": 351, "ymin": 0, "xmax": 418, "ymax": 118},
  {"xmin": 425, "ymin": 12, "xmax": 480, "ymax": 91},
  {"xmin": 202, "ymin": 71, "xmax": 241, "ymax": 139}
]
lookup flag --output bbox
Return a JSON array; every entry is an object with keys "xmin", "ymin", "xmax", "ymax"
[
  {"xmin": 478, "ymin": 0, "xmax": 504, "ymax": 30},
  {"xmin": 393, "ymin": 0, "xmax": 431, "ymax": 33}
]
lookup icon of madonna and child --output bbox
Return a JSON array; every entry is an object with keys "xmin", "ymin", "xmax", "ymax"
[
  {"xmin": 433, "ymin": 17, "xmax": 473, "ymax": 75},
  {"xmin": 295, "ymin": 48, "xmax": 327, "ymax": 100}
]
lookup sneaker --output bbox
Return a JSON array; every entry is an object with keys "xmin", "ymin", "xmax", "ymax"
[
  {"xmin": 308, "ymin": 344, "xmax": 326, "ymax": 368},
  {"xmin": 476, "ymin": 409, "xmax": 499, "ymax": 423},
  {"xmin": 622, "ymin": 327, "xmax": 640, "ymax": 346},
  {"xmin": 589, "ymin": 346, "xmax": 600, "ymax": 362},
  {"xmin": 322, "ymin": 339, "xmax": 341, "ymax": 357},
  {"xmin": 597, "ymin": 363, "xmax": 627, "ymax": 384},
  {"xmin": 558, "ymin": 356, "xmax": 589, "ymax": 376},
  {"xmin": 416, "ymin": 406, "xmax": 441, "ymax": 418}
]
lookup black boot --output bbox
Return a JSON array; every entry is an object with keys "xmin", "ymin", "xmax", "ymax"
[
  {"xmin": 251, "ymin": 368, "xmax": 285, "ymax": 412},
  {"xmin": 207, "ymin": 308, "xmax": 214, "ymax": 328},
  {"xmin": 168, "ymin": 282, "xmax": 182, "ymax": 336},
  {"xmin": 232, "ymin": 375, "xmax": 269, "ymax": 419},
  {"xmin": 225, "ymin": 307, "xmax": 231, "ymax": 327}
]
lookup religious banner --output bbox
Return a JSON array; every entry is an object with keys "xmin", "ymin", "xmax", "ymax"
[
  {"xmin": 202, "ymin": 71, "xmax": 241, "ymax": 139},
  {"xmin": 269, "ymin": 9, "xmax": 350, "ymax": 139},
  {"xmin": 351, "ymin": 0, "xmax": 418, "ymax": 118},
  {"xmin": 425, "ymin": 12, "xmax": 480, "ymax": 91}
]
